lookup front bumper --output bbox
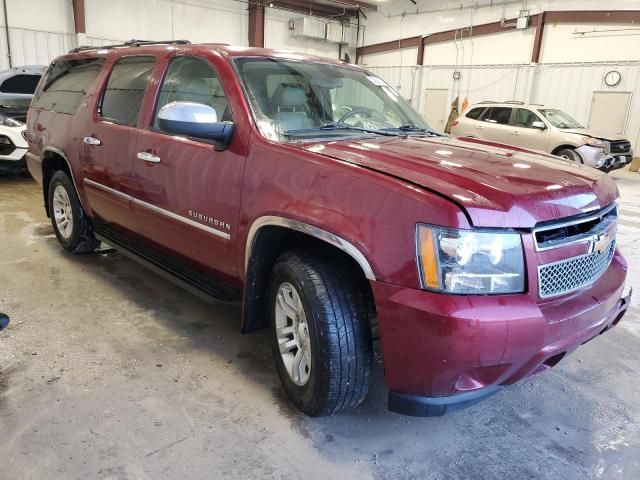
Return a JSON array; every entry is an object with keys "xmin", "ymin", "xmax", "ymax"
[
  {"xmin": 0, "ymin": 125, "xmax": 28, "ymax": 165},
  {"xmin": 372, "ymin": 252, "xmax": 630, "ymax": 416},
  {"xmin": 0, "ymin": 152, "xmax": 27, "ymax": 171},
  {"xmin": 576, "ymin": 145, "xmax": 633, "ymax": 171}
]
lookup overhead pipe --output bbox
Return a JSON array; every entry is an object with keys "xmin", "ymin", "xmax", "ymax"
[{"xmin": 2, "ymin": 0, "xmax": 11, "ymax": 68}]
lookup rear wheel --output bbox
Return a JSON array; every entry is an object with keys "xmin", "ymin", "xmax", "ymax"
[
  {"xmin": 269, "ymin": 250, "xmax": 372, "ymax": 416},
  {"xmin": 556, "ymin": 148, "xmax": 582, "ymax": 163},
  {"xmin": 48, "ymin": 171, "xmax": 100, "ymax": 253}
]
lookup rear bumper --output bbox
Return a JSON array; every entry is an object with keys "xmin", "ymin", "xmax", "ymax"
[{"xmin": 372, "ymin": 253, "xmax": 630, "ymax": 416}]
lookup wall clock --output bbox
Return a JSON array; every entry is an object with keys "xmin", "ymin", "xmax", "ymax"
[{"xmin": 604, "ymin": 70, "xmax": 622, "ymax": 87}]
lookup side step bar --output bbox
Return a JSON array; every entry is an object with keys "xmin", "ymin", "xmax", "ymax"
[{"xmin": 94, "ymin": 224, "xmax": 242, "ymax": 304}]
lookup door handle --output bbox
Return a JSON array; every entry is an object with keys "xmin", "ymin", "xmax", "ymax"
[
  {"xmin": 137, "ymin": 151, "xmax": 161, "ymax": 163},
  {"xmin": 512, "ymin": 131, "xmax": 519, "ymax": 136},
  {"xmin": 83, "ymin": 136, "xmax": 101, "ymax": 146},
  {"xmin": 476, "ymin": 125, "xmax": 483, "ymax": 130}
]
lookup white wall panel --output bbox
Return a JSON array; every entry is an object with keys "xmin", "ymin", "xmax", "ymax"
[
  {"xmin": 364, "ymin": 0, "xmax": 640, "ymax": 46},
  {"xmin": 361, "ymin": 47, "xmax": 418, "ymax": 68},
  {"xmin": 0, "ymin": 27, "xmax": 76, "ymax": 70},
  {"xmin": 5, "ymin": 0, "xmax": 73, "ymax": 33},
  {"xmin": 85, "ymin": 0, "xmax": 246, "ymax": 46},
  {"xmin": 424, "ymin": 29, "xmax": 534, "ymax": 66},
  {"xmin": 539, "ymin": 23, "xmax": 640, "ymax": 63}
]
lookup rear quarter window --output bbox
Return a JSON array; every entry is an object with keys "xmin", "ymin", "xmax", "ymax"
[
  {"xmin": 0, "ymin": 74, "xmax": 42, "ymax": 94},
  {"xmin": 32, "ymin": 58, "xmax": 104, "ymax": 114},
  {"xmin": 465, "ymin": 107, "xmax": 485, "ymax": 120}
]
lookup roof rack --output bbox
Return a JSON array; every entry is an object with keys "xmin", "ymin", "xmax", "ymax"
[
  {"xmin": 503, "ymin": 101, "xmax": 525, "ymax": 104},
  {"xmin": 69, "ymin": 39, "xmax": 191, "ymax": 53}
]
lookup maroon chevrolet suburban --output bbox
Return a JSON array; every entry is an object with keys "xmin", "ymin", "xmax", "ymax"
[{"xmin": 26, "ymin": 40, "xmax": 631, "ymax": 417}]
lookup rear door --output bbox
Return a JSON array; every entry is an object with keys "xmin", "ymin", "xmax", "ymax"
[
  {"xmin": 131, "ymin": 54, "xmax": 246, "ymax": 281},
  {"xmin": 452, "ymin": 106, "xmax": 486, "ymax": 137},
  {"xmin": 509, "ymin": 108, "xmax": 550, "ymax": 151},
  {"xmin": 82, "ymin": 55, "xmax": 156, "ymax": 232},
  {"xmin": 475, "ymin": 107, "xmax": 514, "ymax": 144}
]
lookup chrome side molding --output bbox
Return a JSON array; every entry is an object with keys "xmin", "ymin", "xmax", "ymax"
[
  {"xmin": 245, "ymin": 215, "xmax": 376, "ymax": 281},
  {"xmin": 83, "ymin": 178, "xmax": 231, "ymax": 240}
]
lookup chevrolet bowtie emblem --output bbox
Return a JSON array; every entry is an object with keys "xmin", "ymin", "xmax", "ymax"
[{"xmin": 590, "ymin": 232, "xmax": 610, "ymax": 254}]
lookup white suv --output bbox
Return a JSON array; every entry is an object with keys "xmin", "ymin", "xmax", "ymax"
[{"xmin": 450, "ymin": 101, "xmax": 633, "ymax": 172}]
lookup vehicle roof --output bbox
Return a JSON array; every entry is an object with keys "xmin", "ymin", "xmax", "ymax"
[
  {"xmin": 61, "ymin": 42, "xmax": 357, "ymax": 68},
  {"xmin": 469, "ymin": 101, "xmax": 546, "ymax": 109}
]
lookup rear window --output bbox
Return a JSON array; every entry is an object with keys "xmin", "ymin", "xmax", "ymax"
[
  {"xmin": 100, "ymin": 56, "xmax": 156, "ymax": 126},
  {"xmin": 465, "ymin": 107, "xmax": 485, "ymax": 120},
  {"xmin": 480, "ymin": 107, "xmax": 512, "ymax": 125},
  {"xmin": 0, "ymin": 74, "xmax": 42, "ymax": 94},
  {"xmin": 32, "ymin": 58, "xmax": 104, "ymax": 114}
]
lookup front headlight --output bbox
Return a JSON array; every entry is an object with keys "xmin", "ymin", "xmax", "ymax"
[
  {"xmin": 416, "ymin": 225, "xmax": 525, "ymax": 294},
  {"xmin": 0, "ymin": 115, "xmax": 22, "ymax": 127},
  {"xmin": 585, "ymin": 137, "xmax": 606, "ymax": 149}
]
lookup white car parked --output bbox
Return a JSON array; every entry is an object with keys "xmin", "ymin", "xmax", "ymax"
[{"xmin": 0, "ymin": 65, "xmax": 45, "ymax": 172}]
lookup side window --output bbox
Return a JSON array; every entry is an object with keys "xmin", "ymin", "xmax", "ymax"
[
  {"xmin": 153, "ymin": 56, "xmax": 232, "ymax": 132},
  {"xmin": 100, "ymin": 56, "xmax": 156, "ymax": 126},
  {"xmin": 465, "ymin": 107, "xmax": 485, "ymax": 120},
  {"xmin": 480, "ymin": 107, "xmax": 512, "ymax": 125},
  {"xmin": 32, "ymin": 58, "xmax": 104, "ymax": 114},
  {"xmin": 515, "ymin": 108, "xmax": 543, "ymax": 128}
]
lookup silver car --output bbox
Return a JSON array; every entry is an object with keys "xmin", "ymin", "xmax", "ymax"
[{"xmin": 451, "ymin": 101, "xmax": 633, "ymax": 172}]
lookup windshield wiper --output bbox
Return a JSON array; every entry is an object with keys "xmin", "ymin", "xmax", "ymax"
[
  {"xmin": 382, "ymin": 124, "xmax": 443, "ymax": 136},
  {"xmin": 284, "ymin": 123, "xmax": 401, "ymax": 138}
]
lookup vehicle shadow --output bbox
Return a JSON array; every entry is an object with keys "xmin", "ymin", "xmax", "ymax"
[{"xmin": 25, "ymin": 223, "xmax": 640, "ymax": 480}]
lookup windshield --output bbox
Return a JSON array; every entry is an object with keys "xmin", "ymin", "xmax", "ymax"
[
  {"xmin": 539, "ymin": 109, "xmax": 583, "ymax": 129},
  {"xmin": 233, "ymin": 57, "xmax": 435, "ymax": 141}
]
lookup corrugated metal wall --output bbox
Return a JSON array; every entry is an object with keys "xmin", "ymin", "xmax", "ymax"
[
  {"xmin": 368, "ymin": 62, "xmax": 640, "ymax": 151},
  {"xmin": 0, "ymin": 27, "xmax": 76, "ymax": 69}
]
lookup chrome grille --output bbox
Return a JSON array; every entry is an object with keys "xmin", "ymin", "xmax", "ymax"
[
  {"xmin": 610, "ymin": 140, "xmax": 631, "ymax": 154},
  {"xmin": 538, "ymin": 240, "xmax": 616, "ymax": 298}
]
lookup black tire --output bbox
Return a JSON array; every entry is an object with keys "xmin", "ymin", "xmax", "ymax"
[
  {"xmin": 268, "ymin": 250, "xmax": 372, "ymax": 417},
  {"xmin": 556, "ymin": 148, "xmax": 582, "ymax": 163},
  {"xmin": 48, "ymin": 171, "xmax": 100, "ymax": 253}
]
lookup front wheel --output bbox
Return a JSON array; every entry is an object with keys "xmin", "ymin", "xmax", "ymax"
[
  {"xmin": 48, "ymin": 171, "xmax": 100, "ymax": 253},
  {"xmin": 269, "ymin": 251, "xmax": 372, "ymax": 416},
  {"xmin": 556, "ymin": 148, "xmax": 582, "ymax": 163}
]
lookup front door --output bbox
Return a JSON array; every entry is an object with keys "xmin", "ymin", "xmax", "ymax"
[
  {"xmin": 509, "ymin": 108, "xmax": 550, "ymax": 151},
  {"xmin": 132, "ymin": 55, "xmax": 246, "ymax": 281},
  {"xmin": 82, "ymin": 55, "xmax": 157, "ymax": 233}
]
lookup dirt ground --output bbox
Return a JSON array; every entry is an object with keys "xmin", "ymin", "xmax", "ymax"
[{"xmin": 1, "ymin": 169, "xmax": 639, "ymax": 480}]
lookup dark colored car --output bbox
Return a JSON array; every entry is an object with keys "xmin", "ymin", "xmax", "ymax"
[{"xmin": 26, "ymin": 41, "xmax": 631, "ymax": 417}]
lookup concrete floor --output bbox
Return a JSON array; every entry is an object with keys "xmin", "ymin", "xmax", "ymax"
[{"xmin": 1, "ymin": 169, "xmax": 639, "ymax": 480}]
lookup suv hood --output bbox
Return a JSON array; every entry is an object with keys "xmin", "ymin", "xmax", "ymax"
[
  {"xmin": 296, "ymin": 136, "xmax": 617, "ymax": 228},
  {"xmin": 562, "ymin": 128, "xmax": 627, "ymax": 141}
]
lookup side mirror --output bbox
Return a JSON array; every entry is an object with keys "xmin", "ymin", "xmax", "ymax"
[
  {"xmin": 157, "ymin": 101, "xmax": 234, "ymax": 151},
  {"xmin": 531, "ymin": 121, "xmax": 546, "ymax": 130}
]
